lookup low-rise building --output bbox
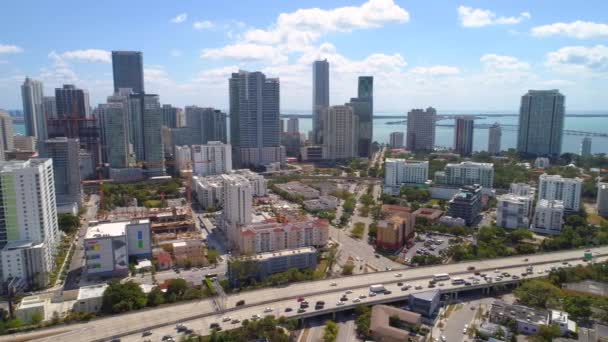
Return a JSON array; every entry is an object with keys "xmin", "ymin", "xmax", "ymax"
[
  {"xmin": 15, "ymin": 296, "xmax": 47, "ymax": 323},
  {"xmin": 388, "ymin": 132, "xmax": 405, "ymax": 149},
  {"xmin": 534, "ymin": 157, "xmax": 550, "ymax": 169},
  {"xmin": 73, "ymin": 283, "xmax": 108, "ymax": 314},
  {"xmin": 302, "ymin": 195, "xmax": 339, "ymax": 211},
  {"xmin": 447, "ymin": 185, "xmax": 482, "ymax": 226},
  {"xmin": 551, "ymin": 310, "xmax": 577, "ymax": 336},
  {"xmin": 1, "ymin": 241, "xmax": 51, "ymax": 289},
  {"xmin": 227, "ymin": 247, "xmax": 317, "ymax": 288},
  {"xmin": 531, "ymin": 199, "xmax": 564, "ymax": 235},
  {"xmin": 409, "ymin": 290, "xmax": 440, "ymax": 317},
  {"xmin": 155, "ymin": 250, "xmax": 174, "ymax": 270},
  {"xmin": 597, "ymin": 182, "xmax": 608, "ymax": 218},
  {"xmin": 370, "ymin": 305, "xmax": 422, "ymax": 342},
  {"xmin": 490, "ymin": 301, "xmax": 550, "ymax": 335},
  {"xmin": 384, "ymin": 159, "xmax": 429, "ymax": 195},
  {"xmin": 172, "ymin": 240, "xmax": 205, "ymax": 264},
  {"xmin": 84, "ymin": 219, "xmax": 152, "ymax": 278},
  {"xmin": 434, "ymin": 161, "xmax": 494, "ymax": 189},
  {"xmin": 438, "ymin": 215, "xmax": 466, "ymax": 227},
  {"xmin": 477, "ymin": 322, "xmax": 512, "ymax": 341},
  {"xmin": 412, "ymin": 208, "xmax": 444, "ymax": 224},
  {"xmin": 192, "ymin": 169, "xmax": 267, "ymax": 209},
  {"xmin": 236, "ymin": 219, "xmax": 329, "ymax": 254},
  {"xmin": 300, "ymin": 145, "xmax": 326, "ymax": 161},
  {"xmin": 537, "ymin": 174, "xmax": 583, "ymax": 211},
  {"xmin": 376, "ymin": 206, "xmax": 415, "ymax": 251},
  {"xmin": 275, "ymin": 182, "xmax": 320, "ymax": 199}
]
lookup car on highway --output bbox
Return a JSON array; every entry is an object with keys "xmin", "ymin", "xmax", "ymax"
[
  {"xmin": 251, "ymin": 314, "xmax": 261, "ymax": 320},
  {"xmin": 297, "ymin": 308, "xmax": 306, "ymax": 313},
  {"xmin": 209, "ymin": 323, "xmax": 220, "ymax": 329},
  {"xmin": 353, "ymin": 298, "xmax": 361, "ymax": 303},
  {"xmin": 428, "ymin": 284, "xmax": 436, "ymax": 288},
  {"xmin": 415, "ymin": 285, "xmax": 423, "ymax": 290},
  {"xmin": 345, "ymin": 290, "xmax": 353, "ymax": 294},
  {"xmin": 297, "ymin": 297, "xmax": 305, "ymax": 302},
  {"xmin": 162, "ymin": 336, "xmax": 174, "ymax": 342},
  {"xmin": 142, "ymin": 331, "xmax": 152, "ymax": 337},
  {"xmin": 330, "ymin": 282, "xmax": 337, "ymax": 286},
  {"xmin": 394, "ymin": 273, "xmax": 402, "ymax": 277},
  {"xmin": 369, "ymin": 292, "xmax": 376, "ymax": 297},
  {"xmin": 359, "ymin": 294, "xmax": 367, "ymax": 299},
  {"xmin": 397, "ymin": 282, "xmax": 403, "ymax": 286},
  {"xmin": 222, "ymin": 317, "xmax": 231, "ymax": 322},
  {"xmin": 285, "ymin": 307, "xmax": 293, "ymax": 312},
  {"xmin": 384, "ymin": 290, "xmax": 392, "ymax": 295},
  {"xmin": 264, "ymin": 307, "xmax": 273, "ymax": 313},
  {"xmin": 231, "ymin": 319, "xmax": 240, "ymax": 324},
  {"xmin": 512, "ymin": 275, "xmax": 520, "ymax": 280},
  {"xmin": 236, "ymin": 300, "xmax": 245, "ymax": 306},
  {"xmin": 336, "ymin": 301, "xmax": 345, "ymax": 306},
  {"xmin": 340, "ymin": 296, "xmax": 348, "ymax": 301}
]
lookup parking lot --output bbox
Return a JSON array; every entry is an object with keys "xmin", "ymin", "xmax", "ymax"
[{"xmin": 401, "ymin": 233, "xmax": 452, "ymax": 262}]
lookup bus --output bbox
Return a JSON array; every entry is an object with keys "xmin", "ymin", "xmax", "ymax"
[
  {"xmin": 451, "ymin": 277, "xmax": 465, "ymax": 285},
  {"xmin": 433, "ymin": 273, "xmax": 450, "ymax": 281}
]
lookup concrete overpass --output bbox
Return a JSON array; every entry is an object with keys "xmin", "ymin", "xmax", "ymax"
[{"xmin": 5, "ymin": 246, "xmax": 607, "ymax": 342}]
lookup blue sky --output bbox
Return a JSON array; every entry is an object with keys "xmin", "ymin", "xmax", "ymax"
[{"xmin": 1, "ymin": 0, "xmax": 607, "ymax": 112}]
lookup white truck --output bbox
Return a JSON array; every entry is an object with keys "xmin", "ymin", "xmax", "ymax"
[{"xmin": 369, "ymin": 284, "xmax": 386, "ymax": 293}]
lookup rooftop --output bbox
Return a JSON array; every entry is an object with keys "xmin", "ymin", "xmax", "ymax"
[
  {"xmin": 491, "ymin": 301, "xmax": 549, "ymax": 325},
  {"xmin": 85, "ymin": 219, "xmax": 150, "ymax": 239},
  {"xmin": 537, "ymin": 199, "xmax": 565, "ymax": 210},
  {"xmin": 248, "ymin": 247, "xmax": 317, "ymax": 261},
  {"xmin": 410, "ymin": 289, "xmax": 440, "ymax": 301},
  {"xmin": 3, "ymin": 240, "xmax": 38, "ymax": 250},
  {"xmin": 370, "ymin": 305, "xmax": 422, "ymax": 341},
  {"xmin": 447, "ymin": 161, "xmax": 494, "ymax": 169},
  {"xmin": 18, "ymin": 296, "xmax": 46, "ymax": 309},
  {"xmin": 77, "ymin": 284, "xmax": 109, "ymax": 300}
]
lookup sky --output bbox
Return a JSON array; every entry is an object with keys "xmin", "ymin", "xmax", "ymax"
[{"xmin": 1, "ymin": 0, "xmax": 607, "ymax": 113}]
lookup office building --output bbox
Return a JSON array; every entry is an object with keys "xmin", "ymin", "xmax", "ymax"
[
  {"xmin": 454, "ymin": 116, "xmax": 474, "ymax": 156},
  {"xmin": 490, "ymin": 301, "xmax": 550, "ymax": 335},
  {"xmin": 389, "ymin": 132, "xmax": 404, "ymax": 149},
  {"xmin": 111, "ymin": 51, "xmax": 144, "ymax": 94},
  {"xmin": 537, "ymin": 174, "xmax": 582, "ymax": 211},
  {"xmin": 129, "ymin": 94, "xmax": 165, "ymax": 176},
  {"xmin": 287, "ymin": 117, "xmax": 299, "ymax": 134},
  {"xmin": 434, "ymin": 161, "xmax": 494, "ymax": 189},
  {"xmin": 98, "ymin": 92, "xmax": 131, "ymax": 169},
  {"xmin": 236, "ymin": 219, "xmax": 329, "ymax": 254},
  {"xmin": 21, "ymin": 77, "xmax": 46, "ymax": 142},
  {"xmin": 322, "ymin": 105, "xmax": 358, "ymax": 160},
  {"xmin": 384, "ymin": 159, "xmax": 428, "ymax": 195},
  {"xmin": 300, "ymin": 145, "xmax": 326, "ymax": 161},
  {"xmin": 312, "ymin": 60, "xmax": 329, "ymax": 144},
  {"xmin": 42, "ymin": 96, "xmax": 57, "ymax": 119},
  {"xmin": 580, "ymin": 137, "xmax": 592, "ymax": 157},
  {"xmin": 84, "ymin": 220, "xmax": 151, "ymax": 277},
  {"xmin": 229, "ymin": 70, "xmax": 283, "ymax": 167},
  {"xmin": 281, "ymin": 132, "xmax": 301, "ymax": 158},
  {"xmin": 161, "ymin": 104, "xmax": 180, "ymax": 128},
  {"xmin": 406, "ymin": 107, "xmax": 436, "ymax": 151},
  {"xmin": 517, "ymin": 90, "xmax": 565, "ymax": 157},
  {"xmin": 39, "ymin": 137, "xmax": 81, "ymax": 208},
  {"xmin": 13, "ymin": 136, "xmax": 36, "ymax": 151},
  {"xmin": 228, "ymin": 247, "xmax": 317, "ymax": 287},
  {"xmin": 496, "ymin": 193, "xmax": 533, "ymax": 229},
  {"xmin": 303, "ymin": 196, "xmax": 339, "ymax": 212},
  {"xmin": 191, "ymin": 142, "xmax": 232, "ymax": 176},
  {"xmin": 488, "ymin": 122, "xmax": 501, "ymax": 155},
  {"xmin": 349, "ymin": 76, "xmax": 373, "ymax": 158},
  {"xmin": 409, "ymin": 290, "xmax": 441, "ymax": 317},
  {"xmin": 276, "ymin": 182, "xmax": 320, "ymax": 199},
  {"xmin": 448, "ymin": 185, "xmax": 482, "ymax": 226},
  {"xmin": 531, "ymin": 199, "xmax": 564, "ymax": 235},
  {"xmin": 185, "ymin": 106, "xmax": 227, "ymax": 144},
  {"xmin": 0, "ymin": 159, "xmax": 59, "ymax": 288},
  {"xmin": 598, "ymin": 183, "xmax": 608, "ymax": 218},
  {"xmin": 0, "ymin": 111, "xmax": 14, "ymax": 158},
  {"xmin": 54, "ymin": 84, "xmax": 91, "ymax": 118}
]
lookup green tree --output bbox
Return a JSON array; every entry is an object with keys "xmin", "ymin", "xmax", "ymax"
[
  {"xmin": 563, "ymin": 296, "xmax": 593, "ymax": 321},
  {"xmin": 29, "ymin": 312, "xmax": 43, "ymax": 325},
  {"xmin": 534, "ymin": 323, "xmax": 561, "ymax": 341},
  {"xmin": 101, "ymin": 280, "xmax": 147, "ymax": 314},
  {"xmin": 514, "ymin": 279, "xmax": 561, "ymax": 308},
  {"xmin": 323, "ymin": 320, "xmax": 339, "ymax": 342},
  {"xmin": 57, "ymin": 213, "xmax": 80, "ymax": 234},
  {"xmin": 342, "ymin": 262, "xmax": 355, "ymax": 275},
  {"xmin": 207, "ymin": 249, "xmax": 220, "ymax": 264},
  {"xmin": 165, "ymin": 278, "xmax": 189, "ymax": 300},
  {"xmin": 146, "ymin": 286, "xmax": 165, "ymax": 307}
]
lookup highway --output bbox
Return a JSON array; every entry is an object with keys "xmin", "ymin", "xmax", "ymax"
[{"xmin": 4, "ymin": 246, "xmax": 607, "ymax": 342}]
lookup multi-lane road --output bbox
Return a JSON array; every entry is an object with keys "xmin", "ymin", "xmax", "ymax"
[{"xmin": 5, "ymin": 246, "xmax": 607, "ymax": 342}]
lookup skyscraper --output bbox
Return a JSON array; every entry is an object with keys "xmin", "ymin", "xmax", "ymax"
[
  {"xmin": 580, "ymin": 137, "xmax": 592, "ymax": 157},
  {"xmin": 454, "ymin": 117, "xmax": 474, "ymax": 157},
  {"xmin": 39, "ymin": 137, "xmax": 81, "ymax": 208},
  {"xmin": 350, "ymin": 76, "xmax": 373, "ymax": 158},
  {"xmin": 287, "ymin": 117, "xmax": 299, "ymax": 134},
  {"xmin": 312, "ymin": 60, "xmax": 329, "ymax": 145},
  {"xmin": 185, "ymin": 106, "xmax": 228, "ymax": 144},
  {"xmin": 517, "ymin": 90, "xmax": 565, "ymax": 157},
  {"xmin": 129, "ymin": 94, "xmax": 165, "ymax": 176},
  {"xmin": 161, "ymin": 104, "xmax": 180, "ymax": 128},
  {"xmin": 406, "ymin": 107, "xmax": 436, "ymax": 151},
  {"xmin": 21, "ymin": 77, "xmax": 46, "ymax": 142},
  {"xmin": 488, "ymin": 123, "xmax": 502, "ymax": 155},
  {"xmin": 112, "ymin": 51, "xmax": 144, "ymax": 94},
  {"xmin": 0, "ymin": 111, "xmax": 14, "ymax": 155},
  {"xmin": 389, "ymin": 132, "xmax": 404, "ymax": 148},
  {"xmin": 42, "ymin": 96, "xmax": 57, "ymax": 119},
  {"xmin": 54, "ymin": 84, "xmax": 91, "ymax": 118},
  {"xmin": 229, "ymin": 70, "xmax": 283, "ymax": 167},
  {"xmin": 322, "ymin": 105, "xmax": 359, "ymax": 160},
  {"xmin": 0, "ymin": 158, "xmax": 59, "ymax": 288},
  {"xmin": 99, "ymin": 92, "xmax": 131, "ymax": 168}
]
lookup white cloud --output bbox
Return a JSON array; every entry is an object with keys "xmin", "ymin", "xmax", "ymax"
[
  {"xmin": 193, "ymin": 20, "xmax": 214, "ymax": 30},
  {"xmin": 458, "ymin": 6, "xmax": 530, "ymax": 28},
  {"xmin": 59, "ymin": 49, "xmax": 111, "ymax": 63},
  {"xmin": 546, "ymin": 45, "xmax": 608, "ymax": 74},
  {"xmin": 0, "ymin": 44, "xmax": 23, "ymax": 54},
  {"xmin": 170, "ymin": 13, "xmax": 187, "ymax": 24},
  {"xmin": 201, "ymin": 43, "xmax": 288, "ymax": 64},
  {"xmin": 480, "ymin": 54, "xmax": 531, "ymax": 72},
  {"xmin": 531, "ymin": 21, "xmax": 608, "ymax": 39},
  {"xmin": 410, "ymin": 65, "xmax": 460, "ymax": 76}
]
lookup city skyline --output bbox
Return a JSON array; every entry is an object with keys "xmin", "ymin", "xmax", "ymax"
[{"xmin": 1, "ymin": 0, "xmax": 607, "ymax": 112}]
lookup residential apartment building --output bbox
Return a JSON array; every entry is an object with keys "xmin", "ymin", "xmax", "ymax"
[
  {"xmin": 580, "ymin": 137, "xmax": 592, "ymax": 157},
  {"xmin": 496, "ymin": 193, "xmax": 533, "ymax": 229},
  {"xmin": 389, "ymin": 132, "xmax": 404, "ymax": 149},
  {"xmin": 537, "ymin": 174, "xmax": 582, "ymax": 211},
  {"xmin": 98, "ymin": 92, "xmax": 131, "ymax": 169},
  {"xmin": 434, "ymin": 161, "xmax": 494, "ymax": 189},
  {"xmin": 384, "ymin": 159, "xmax": 428, "ymax": 195},
  {"xmin": 236, "ymin": 219, "xmax": 329, "ymax": 254},
  {"xmin": 312, "ymin": 60, "xmax": 329, "ymax": 145},
  {"xmin": 0, "ymin": 111, "xmax": 14, "ymax": 157},
  {"xmin": 21, "ymin": 77, "xmax": 46, "ymax": 142},
  {"xmin": 376, "ymin": 205, "xmax": 415, "ymax": 250},
  {"xmin": 39, "ymin": 137, "xmax": 81, "ymax": 209},
  {"xmin": 190, "ymin": 142, "xmax": 232, "ymax": 176},
  {"xmin": 531, "ymin": 199, "xmax": 564, "ymax": 235},
  {"xmin": 349, "ymin": 76, "xmax": 373, "ymax": 158},
  {"xmin": 184, "ymin": 106, "xmax": 228, "ymax": 144},
  {"xmin": 454, "ymin": 116, "xmax": 474, "ymax": 156},
  {"xmin": 287, "ymin": 117, "xmax": 299, "ymax": 134},
  {"xmin": 406, "ymin": 107, "xmax": 436, "ymax": 152},
  {"xmin": 517, "ymin": 90, "xmax": 565, "ymax": 157},
  {"xmin": 0, "ymin": 159, "xmax": 59, "ymax": 288},
  {"xmin": 598, "ymin": 183, "xmax": 608, "ymax": 218},
  {"xmin": 488, "ymin": 123, "xmax": 501, "ymax": 155},
  {"xmin": 447, "ymin": 185, "xmax": 482, "ymax": 226},
  {"xmin": 129, "ymin": 94, "xmax": 165, "ymax": 176},
  {"xmin": 322, "ymin": 105, "xmax": 359, "ymax": 160}
]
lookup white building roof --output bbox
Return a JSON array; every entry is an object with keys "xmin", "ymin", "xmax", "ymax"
[
  {"xmin": 77, "ymin": 284, "xmax": 109, "ymax": 300},
  {"xmin": 85, "ymin": 219, "xmax": 150, "ymax": 239}
]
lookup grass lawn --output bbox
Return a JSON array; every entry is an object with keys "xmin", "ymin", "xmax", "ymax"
[{"xmin": 351, "ymin": 222, "xmax": 365, "ymax": 239}]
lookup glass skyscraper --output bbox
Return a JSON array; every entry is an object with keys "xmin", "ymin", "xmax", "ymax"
[
  {"xmin": 312, "ymin": 60, "xmax": 329, "ymax": 144},
  {"xmin": 112, "ymin": 51, "xmax": 145, "ymax": 94},
  {"xmin": 517, "ymin": 90, "xmax": 565, "ymax": 157}
]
